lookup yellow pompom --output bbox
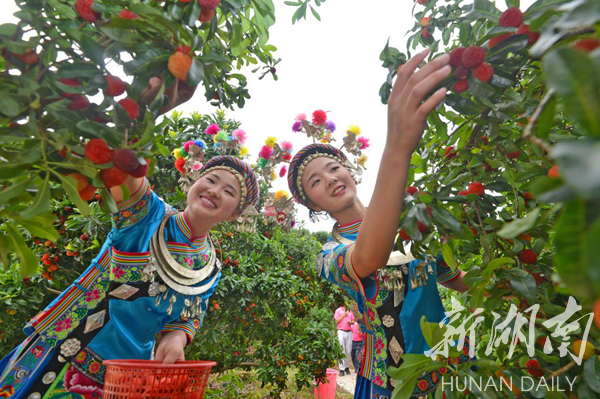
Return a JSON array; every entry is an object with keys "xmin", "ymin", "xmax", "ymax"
[
  {"xmin": 265, "ymin": 136, "xmax": 277, "ymax": 148},
  {"xmin": 173, "ymin": 149, "xmax": 183, "ymax": 159},
  {"xmin": 347, "ymin": 125, "xmax": 361, "ymax": 135},
  {"xmin": 274, "ymin": 190, "xmax": 290, "ymax": 200},
  {"xmin": 240, "ymin": 146, "xmax": 248, "ymax": 156},
  {"xmin": 357, "ymin": 155, "xmax": 368, "ymax": 167},
  {"xmin": 271, "ymin": 172, "xmax": 277, "ymax": 181}
]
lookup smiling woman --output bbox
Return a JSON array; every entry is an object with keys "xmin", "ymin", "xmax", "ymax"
[{"xmin": 0, "ymin": 155, "xmax": 259, "ymax": 398}]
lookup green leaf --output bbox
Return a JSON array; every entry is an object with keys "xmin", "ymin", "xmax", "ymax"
[
  {"xmin": 583, "ymin": 356, "xmax": 600, "ymax": 393},
  {"xmin": 487, "ymin": 34, "xmax": 530, "ymax": 62},
  {"xmin": 309, "ymin": 5, "xmax": 321, "ymax": 21},
  {"xmin": 552, "ymin": 141, "xmax": 600, "ymax": 199},
  {"xmin": 20, "ymin": 173, "xmax": 51, "ymax": 218},
  {"xmin": 0, "ymin": 23, "xmax": 18, "ymax": 36},
  {"xmin": 5, "ymin": 222, "xmax": 39, "ymax": 276},
  {"xmin": 431, "ymin": 206, "xmax": 462, "ymax": 234},
  {"xmin": 441, "ymin": 243, "xmax": 458, "ymax": 271},
  {"xmin": 99, "ymin": 188, "xmax": 118, "ymax": 214},
  {"xmin": 554, "ymin": 200, "xmax": 600, "ymax": 301},
  {"xmin": 465, "ymin": 0, "xmax": 501, "ymax": 22},
  {"xmin": 536, "ymin": 94, "xmax": 556, "ymax": 140},
  {"xmin": 0, "ymin": 96, "xmax": 21, "ymax": 117},
  {"xmin": 80, "ymin": 35, "xmax": 105, "ymax": 67},
  {"xmin": 13, "ymin": 215, "xmax": 59, "ymax": 241},
  {"xmin": 187, "ymin": 57, "xmax": 205, "ymax": 87},
  {"xmin": 0, "ymin": 174, "xmax": 36, "ymax": 204},
  {"xmin": 543, "ymin": 48, "xmax": 600, "ymax": 137},
  {"xmin": 53, "ymin": 172, "xmax": 91, "ymax": 216},
  {"xmin": 76, "ymin": 120, "xmax": 121, "ymax": 147},
  {"xmin": 0, "ymin": 163, "xmax": 30, "ymax": 180},
  {"xmin": 0, "ymin": 232, "xmax": 11, "ymax": 269},
  {"xmin": 505, "ymin": 268, "xmax": 537, "ymax": 302},
  {"xmin": 497, "ymin": 207, "xmax": 541, "ymax": 238},
  {"xmin": 481, "ymin": 257, "xmax": 515, "ymax": 280}
]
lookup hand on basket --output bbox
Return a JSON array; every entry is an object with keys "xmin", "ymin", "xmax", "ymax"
[{"xmin": 155, "ymin": 330, "xmax": 187, "ymax": 364}]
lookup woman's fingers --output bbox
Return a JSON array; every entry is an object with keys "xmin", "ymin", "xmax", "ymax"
[
  {"xmin": 406, "ymin": 64, "xmax": 451, "ymax": 112},
  {"xmin": 398, "ymin": 54, "xmax": 450, "ymax": 106},
  {"xmin": 390, "ymin": 48, "xmax": 430, "ymax": 100},
  {"xmin": 419, "ymin": 86, "xmax": 448, "ymax": 117}
]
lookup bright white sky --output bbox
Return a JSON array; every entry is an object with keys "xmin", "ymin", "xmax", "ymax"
[{"xmin": 1, "ymin": 0, "xmax": 532, "ymax": 232}]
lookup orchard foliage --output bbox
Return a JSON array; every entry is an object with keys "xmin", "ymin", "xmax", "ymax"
[
  {"xmin": 0, "ymin": 0, "xmax": 278, "ymax": 276},
  {"xmin": 376, "ymin": 0, "xmax": 600, "ymax": 397}
]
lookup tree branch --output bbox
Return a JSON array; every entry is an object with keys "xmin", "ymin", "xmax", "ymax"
[{"xmin": 522, "ymin": 89, "xmax": 554, "ymax": 154}]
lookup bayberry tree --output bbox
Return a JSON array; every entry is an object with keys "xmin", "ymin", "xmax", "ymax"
[
  {"xmin": 373, "ymin": 0, "xmax": 600, "ymax": 397},
  {"xmin": 0, "ymin": 0, "xmax": 281, "ymax": 276}
]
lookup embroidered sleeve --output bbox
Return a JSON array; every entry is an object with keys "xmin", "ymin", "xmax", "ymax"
[
  {"xmin": 161, "ymin": 314, "xmax": 206, "ymax": 345},
  {"xmin": 436, "ymin": 257, "xmax": 461, "ymax": 285},
  {"xmin": 316, "ymin": 240, "xmax": 378, "ymax": 300},
  {"xmin": 111, "ymin": 178, "xmax": 153, "ymax": 230}
]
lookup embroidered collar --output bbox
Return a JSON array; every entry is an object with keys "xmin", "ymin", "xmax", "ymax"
[
  {"xmin": 173, "ymin": 212, "xmax": 207, "ymax": 245},
  {"xmin": 337, "ymin": 219, "xmax": 362, "ymax": 235}
]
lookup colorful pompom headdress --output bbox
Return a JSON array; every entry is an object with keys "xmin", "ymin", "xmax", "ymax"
[
  {"xmin": 291, "ymin": 110, "xmax": 336, "ymax": 144},
  {"xmin": 262, "ymin": 190, "xmax": 296, "ymax": 231},
  {"xmin": 256, "ymin": 136, "xmax": 294, "ymax": 186}
]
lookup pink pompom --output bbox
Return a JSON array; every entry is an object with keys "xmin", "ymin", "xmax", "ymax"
[
  {"xmin": 183, "ymin": 140, "xmax": 195, "ymax": 152},
  {"xmin": 279, "ymin": 165, "xmax": 287, "ymax": 177},
  {"xmin": 295, "ymin": 113, "xmax": 307, "ymax": 121},
  {"xmin": 358, "ymin": 136, "xmax": 370, "ymax": 150},
  {"xmin": 206, "ymin": 124, "xmax": 220, "ymax": 135},
  {"xmin": 259, "ymin": 145, "xmax": 273, "ymax": 159},
  {"xmin": 281, "ymin": 141, "xmax": 293, "ymax": 152},
  {"xmin": 192, "ymin": 162, "xmax": 203, "ymax": 171},
  {"xmin": 232, "ymin": 129, "xmax": 247, "ymax": 144}
]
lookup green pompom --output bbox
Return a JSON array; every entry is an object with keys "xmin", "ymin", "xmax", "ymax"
[
  {"xmin": 216, "ymin": 132, "xmax": 229, "ymax": 141},
  {"xmin": 180, "ymin": 146, "xmax": 188, "ymax": 157},
  {"xmin": 258, "ymin": 158, "xmax": 268, "ymax": 169}
]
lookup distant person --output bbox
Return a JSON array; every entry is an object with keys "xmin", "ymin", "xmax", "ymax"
[
  {"xmin": 334, "ymin": 303, "xmax": 354, "ymax": 376},
  {"xmin": 350, "ymin": 319, "xmax": 364, "ymax": 373}
]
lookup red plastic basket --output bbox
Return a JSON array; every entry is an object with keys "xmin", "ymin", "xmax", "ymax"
[{"xmin": 102, "ymin": 360, "xmax": 216, "ymax": 399}]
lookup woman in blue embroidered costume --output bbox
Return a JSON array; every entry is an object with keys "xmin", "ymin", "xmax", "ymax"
[
  {"xmin": 287, "ymin": 50, "xmax": 472, "ymax": 399},
  {"xmin": 0, "ymin": 153, "xmax": 259, "ymax": 399}
]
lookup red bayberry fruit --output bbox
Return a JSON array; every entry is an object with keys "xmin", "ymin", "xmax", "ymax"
[
  {"xmin": 399, "ymin": 229, "xmax": 411, "ymax": 241},
  {"xmin": 548, "ymin": 165, "xmax": 560, "ymax": 178},
  {"xmin": 199, "ymin": 7, "xmax": 215, "ymax": 22},
  {"xmin": 417, "ymin": 0, "xmax": 428, "ymax": 5},
  {"xmin": 449, "ymin": 47, "xmax": 466, "ymax": 68},
  {"xmin": 79, "ymin": 185, "xmax": 96, "ymax": 201},
  {"xmin": 473, "ymin": 62, "xmax": 494, "ymax": 82},
  {"xmin": 454, "ymin": 66, "xmax": 468, "ymax": 80},
  {"xmin": 462, "ymin": 46, "xmax": 486, "ymax": 69},
  {"xmin": 80, "ymin": 234, "xmax": 88, "ymax": 240},
  {"xmin": 118, "ymin": 9, "xmax": 139, "ymax": 19},
  {"xmin": 572, "ymin": 38, "xmax": 600, "ymax": 53},
  {"xmin": 499, "ymin": 7, "xmax": 524, "ymax": 28},
  {"xmin": 100, "ymin": 167, "xmax": 128, "ymax": 188},
  {"xmin": 199, "ymin": 0, "xmax": 221, "ymax": 8},
  {"xmin": 420, "ymin": 17, "xmax": 430, "ymax": 27},
  {"xmin": 519, "ymin": 249, "xmax": 537, "ymax": 264},
  {"xmin": 75, "ymin": 0, "xmax": 101, "ymax": 22},
  {"xmin": 312, "ymin": 110, "xmax": 327, "ymax": 125},
  {"xmin": 113, "ymin": 149, "xmax": 140, "ymax": 172},
  {"xmin": 118, "ymin": 98, "xmax": 140, "ymax": 119},
  {"xmin": 168, "ymin": 51, "xmax": 193, "ymax": 81},
  {"xmin": 85, "ymin": 138, "xmax": 114, "ymax": 164},
  {"xmin": 104, "ymin": 75, "xmax": 126, "ymax": 97},
  {"xmin": 422, "ymin": 28, "xmax": 431, "ymax": 39},
  {"xmin": 525, "ymin": 359, "xmax": 544, "ymax": 378},
  {"xmin": 445, "ymin": 146, "xmax": 457, "ymax": 159},
  {"xmin": 452, "ymin": 80, "xmax": 469, "ymax": 93},
  {"xmin": 129, "ymin": 160, "xmax": 150, "ymax": 178},
  {"xmin": 68, "ymin": 95, "xmax": 90, "ymax": 110},
  {"xmin": 66, "ymin": 172, "xmax": 89, "ymax": 191},
  {"xmin": 418, "ymin": 221, "xmax": 428, "ymax": 233},
  {"xmin": 468, "ymin": 182, "xmax": 485, "ymax": 196},
  {"xmin": 516, "ymin": 24, "xmax": 540, "ymax": 45},
  {"xmin": 488, "ymin": 33, "xmax": 513, "ymax": 49},
  {"xmin": 457, "ymin": 190, "xmax": 469, "ymax": 196},
  {"xmin": 524, "ymin": 192, "xmax": 534, "ymax": 201},
  {"xmin": 507, "ymin": 150, "xmax": 521, "ymax": 159},
  {"xmin": 58, "ymin": 78, "xmax": 80, "ymax": 99},
  {"xmin": 406, "ymin": 186, "xmax": 419, "ymax": 195}
]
